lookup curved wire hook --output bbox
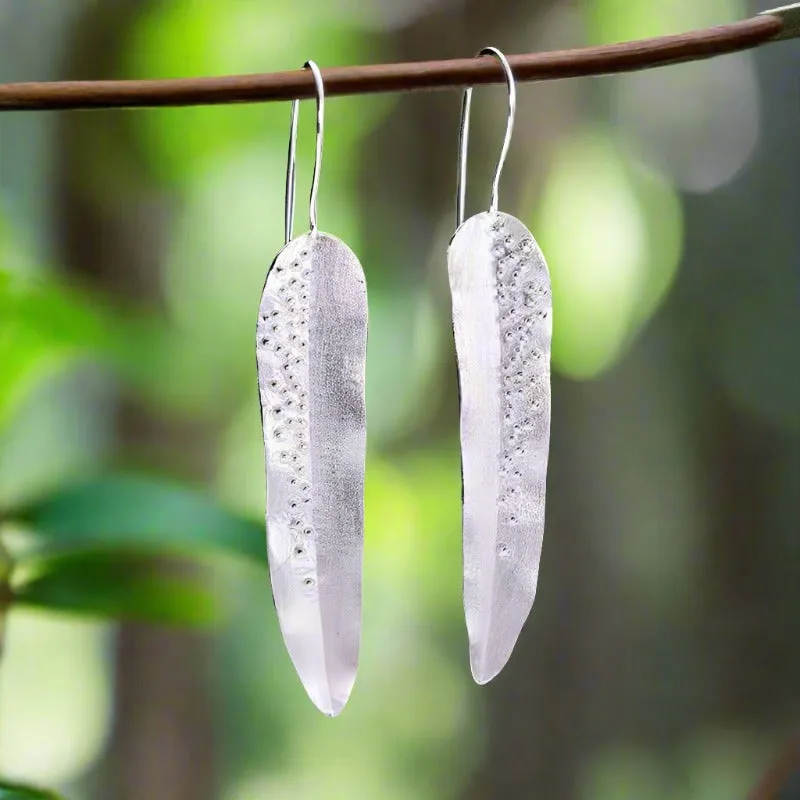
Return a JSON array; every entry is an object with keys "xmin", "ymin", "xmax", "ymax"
[
  {"xmin": 285, "ymin": 60, "xmax": 325, "ymax": 244},
  {"xmin": 456, "ymin": 47, "xmax": 517, "ymax": 229}
]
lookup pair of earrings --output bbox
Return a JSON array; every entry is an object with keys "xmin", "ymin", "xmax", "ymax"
[{"xmin": 256, "ymin": 50, "xmax": 552, "ymax": 717}]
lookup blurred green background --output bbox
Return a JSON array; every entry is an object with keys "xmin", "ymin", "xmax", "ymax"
[{"xmin": 0, "ymin": 1, "xmax": 798, "ymax": 798}]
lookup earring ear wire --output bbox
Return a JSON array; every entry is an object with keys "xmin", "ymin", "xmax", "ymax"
[
  {"xmin": 285, "ymin": 60, "xmax": 325, "ymax": 244},
  {"xmin": 456, "ymin": 47, "xmax": 517, "ymax": 228}
]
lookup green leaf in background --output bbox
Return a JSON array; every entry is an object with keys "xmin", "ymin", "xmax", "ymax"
[
  {"xmin": 0, "ymin": 271, "xmax": 108, "ymax": 429},
  {"xmin": 13, "ymin": 550, "xmax": 219, "ymax": 627},
  {"xmin": 0, "ymin": 782, "xmax": 63, "ymax": 799},
  {"xmin": 0, "ymin": 264, "xmax": 212, "ymax": 427},
  {"xmin": 14, "ymin": 474, "xmax": 265, "ymax": 563}
]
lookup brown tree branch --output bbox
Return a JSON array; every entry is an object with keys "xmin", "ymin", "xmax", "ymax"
[{"xmin": 0, "ymin": 9, "xmax": 796, "ymax": 111}]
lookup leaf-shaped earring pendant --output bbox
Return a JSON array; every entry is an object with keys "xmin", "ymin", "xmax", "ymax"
[
  {"xmin": 448, "ymin": 48, "xmax": 552, "ymax": 684},
  {"xmin": 256, "ymin": 62, "xmax": 367, "ymax": 716}
]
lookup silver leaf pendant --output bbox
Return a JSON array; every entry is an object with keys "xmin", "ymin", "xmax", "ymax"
[
  {"xmin": 448, "ymin": 210, "xmax": 552, "ymax": 684},
  {"xmin": 257, "ymin": 231, "xmax": 368, "ymax": 716}
]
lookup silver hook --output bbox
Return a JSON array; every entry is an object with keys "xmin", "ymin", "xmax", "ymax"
[
  {"xmin": 285, "ymin": 60, "xmax": 325, "ymax": 244},
  {"xmin": 456, "ymin": 47, "xmax": 517, "ymax": 229}
]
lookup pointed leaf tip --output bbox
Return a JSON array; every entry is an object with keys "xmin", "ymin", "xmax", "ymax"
[{"xmin": 14, "ymin": 550, "xmax": 220, "ymax": 628}]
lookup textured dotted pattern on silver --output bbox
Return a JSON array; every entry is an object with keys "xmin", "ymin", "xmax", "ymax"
[
  {"xmin": 257, "ymin": 240, "xmax": 317, "ymax": 590},
  {"xmin": 257, "ymin": 231, "xmax": 368, "ymax": 717},
  {"xmin": 491, "ymin": 215, "xmax": 551, "ymax": 545},
  {"xmin": 448, "ymin": 210, "xmax": 552, "ymax": 685}
]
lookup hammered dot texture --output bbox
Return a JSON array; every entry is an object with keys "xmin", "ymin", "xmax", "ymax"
[
  {"xmin": 257, "ymin": 231, "xmax": 367, "ymax": 717},
  {"xmin": 448, "ymin": 210, "xmax": 552, "ymax": 684}
]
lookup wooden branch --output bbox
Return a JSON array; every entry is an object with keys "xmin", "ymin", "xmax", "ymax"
[{"xmin": 0, "ymin": 6, "xmax": 797, "ymax": 112}]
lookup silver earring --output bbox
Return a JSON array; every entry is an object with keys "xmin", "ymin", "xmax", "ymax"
[
  {"xmin": 256, "ymin": 61, "xmax": 368, "ymax": 717},
  {"xmin": 448, "ymin": 48, "xmax": 552, "ymax": 684}
]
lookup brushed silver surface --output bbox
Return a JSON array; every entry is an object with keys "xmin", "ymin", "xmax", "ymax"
[
  {"xmin": 257, "ymin": 231, "xmax": 367, "ymax": 716},
  {"xmin": 448, "ymin": 210, "xmax": 552, "ymax": 684}
]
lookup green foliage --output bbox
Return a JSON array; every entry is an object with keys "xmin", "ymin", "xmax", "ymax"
[
  {"xmin": 532, "ymin": 128, "xmax": 682, "ymax": 379},
  {"xmin": 0, "ymin": 783, "xmax": 63, "ymax": 799},
  {"xmin": 124, "ymin": 0, "xmax": 389, "ymax": 185},
  {"xmin": 14, "ymin": 474, "xmax": 264, "ymax": 563},
  {"xmin": 2, "ymin": 469, "xmax": 262, "ymax": 629},
  {"xmin": 584, "ymin": 0, "xmax": 744, "ymax": 42},
  {"xmin": 0, "ymin": 267, "xmax": 262, "ymax": 626},
  {"xmin": 0, "ymin": 265, "xmax": 186, "ymax": 433},
  {"xmin": 0, "ymin": 272, "xmax": 108, "ymax": 428},
  {"xmin": 13, "ymin": 549, "xmax": 219, "ymax": 628}
]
